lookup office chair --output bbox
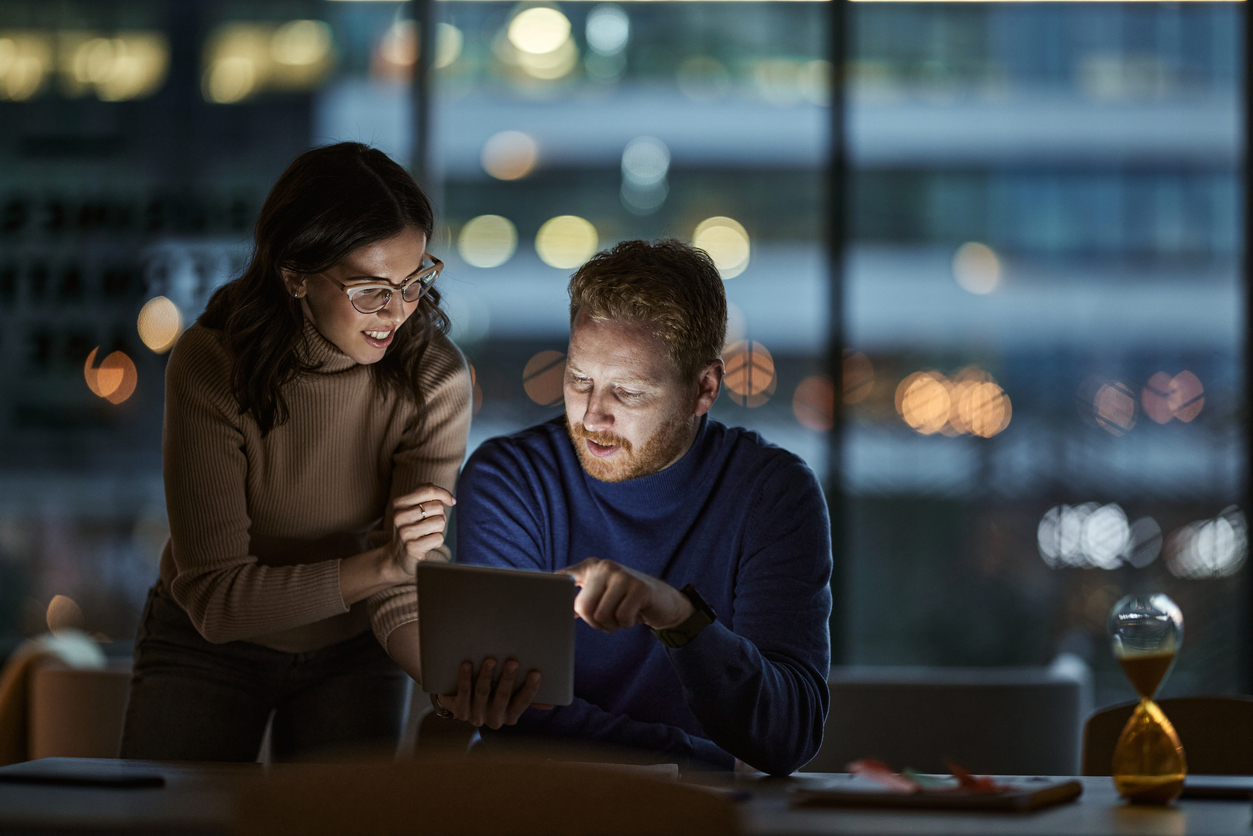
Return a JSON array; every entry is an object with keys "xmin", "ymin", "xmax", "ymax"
[{"xmin": 1081, "ymin": 695, "xmax": 1253, "ymax": 776}]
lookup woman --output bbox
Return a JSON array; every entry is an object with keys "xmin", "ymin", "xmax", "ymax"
[{"xmin": 121, "ymin": 143, "xmax": 471, "ymax": 762}]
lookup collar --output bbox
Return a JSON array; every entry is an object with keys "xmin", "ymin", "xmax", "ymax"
[
  {"xmin": 584, "ymin": 414, "xmax": 713, "ymax": 512},
  {"xmin": 297, "ymin": 316, "xmax": 358, "ymax": 375}
]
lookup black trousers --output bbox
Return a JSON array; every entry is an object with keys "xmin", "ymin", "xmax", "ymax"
[{"xmin": 120, "ymin": 585, "xmax": 408, "ymax": 762}]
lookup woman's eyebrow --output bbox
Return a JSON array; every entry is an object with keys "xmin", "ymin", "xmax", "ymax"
[{"xmin": 339, "ymin": 262, "xmax": 426, "ymax": 286}]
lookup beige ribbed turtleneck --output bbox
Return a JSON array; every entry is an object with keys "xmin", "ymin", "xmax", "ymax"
[{"xmin": 157, "ymin": 317, "xmax": 472, "ymax": 654}]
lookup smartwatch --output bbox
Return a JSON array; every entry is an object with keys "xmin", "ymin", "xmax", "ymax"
[{"xmin": 651, "ymin": 584, "xmax": 717, "ymax": 648}]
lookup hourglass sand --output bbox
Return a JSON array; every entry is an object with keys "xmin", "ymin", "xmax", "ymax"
[{"xmin": 1107, "ymin": 594, "xmax": 1187, "ymax": 804}]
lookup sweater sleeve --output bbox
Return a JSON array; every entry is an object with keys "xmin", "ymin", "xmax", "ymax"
[
  {"xmin": 162, "ymin": 328, "xmax": 349, "ymax": 643},
  {"xmin": 665, "ymin": 458, "xmax": 833, "ymax": 776},
  {"xmin": 367, "ymin": 334, "xmax": 473, "ymax": 648}
]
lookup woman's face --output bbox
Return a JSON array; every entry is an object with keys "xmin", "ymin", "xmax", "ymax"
[{"xmin": 286, "ymin": 226, "xmax": 429, "ymax": 365}]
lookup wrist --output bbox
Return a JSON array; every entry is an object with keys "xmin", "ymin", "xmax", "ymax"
[
  {"xmin": 651, "ymin": 585, "xmax": 716, "ymax": 648},
  {"xmin": 377, "ymin": 544, "xmax": 408, "ymax": 584},
  {"xmin": 650, "ymin": 587, "xmax": 696, "ymax": 630}
]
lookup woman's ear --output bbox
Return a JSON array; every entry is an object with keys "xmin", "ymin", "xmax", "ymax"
[{"xmin": 281, "ymin": 269, "xmax": 306, "ymax": 299}]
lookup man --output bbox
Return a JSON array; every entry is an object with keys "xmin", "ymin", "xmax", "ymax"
[{"xmin": 452, "ymin": 239, "xmax": 832, "ymax": 775}]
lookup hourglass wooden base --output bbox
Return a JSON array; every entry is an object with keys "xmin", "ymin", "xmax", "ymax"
[{"xmin": 1112, "ymin": 697, "xmax": 1187, "ymax": 805}]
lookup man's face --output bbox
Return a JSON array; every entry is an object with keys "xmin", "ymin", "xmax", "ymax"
[{"xmin": 564, "ymin": 311, "xmax": 699, "ymax": 483}]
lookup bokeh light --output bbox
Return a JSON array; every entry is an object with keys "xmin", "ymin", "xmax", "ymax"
[
  {"xmin": 270, "ymin": 20, "xmax": 331, "ymax": 67},
  {"xmin": 481, "ymin": 130, "xmax": 539, "ymax": 180},
  {"xmin": 693, "ymin": 217, "xmax": 750, "ymax": 279},
  {"xmin": 458, "ymin": 215, "xmax": 517, "ymax": 268},
  {"xmin": 1038, "ymin": 503, "xmax": 1131, "ymax": 569},
  {"xmin": 523, "ymin": 350, "xmax": 566, "ymax": 407},
  {"xmin": 1166, "ymin": 508, "xmax": 1247, "ymax": 579},
  {"xmin": 724, "ymin": 340, "xmax": 776, "ymax": 408},
  {"xmin": 137, "ymin": 296, "xmax": 183, "ymax": 354},
  {"xmin": 621, "ymin": 136, "xmax": 669, "ymax": 215},
  {"xmin": 957, "ymin": 380, "xmax": 1011, "ymax": 438},
  {"xmin": 1142, "ymin": 370, "xmax": 1204, "ymax": 424},
  {"xmin": 897, "ymin": 372, "xmax": 950, "ymax": 435},
  {"xmin": 895, "ymin": 367, "xmax": 1010, "ymax": 438},
  {"xmin": 842, "ymin": 350, "xmax": 873, "ymax": 404},
  {"xmin": 586, "ymin": 4, "xmax": 629, "ymax": 56},
  {"xmin": 203, "ymin": 21, "xmax": 332, "ymax": 104},
  {"xmin": 621, "ymin": 136, "xmax": 669, "ymax": 188},
  {"xmin": 0, "ymin": 33, "xmax": 51, "ymax": 101},
  {"xmin": 535, "ymin": 216, "xmax": 598, "ymax": 270},
  {"xmin": 1093, "ymin": 380, "xmax": 1137, "ymax": 436},
  {"xmin": 46, "ymin": 594, "xmax": 85, "ymax": 635},
  {"xmin": 64, "ymin": 33, "xmax": 169, "ymax": 101},
  {"xmin": 378, "ymin": 20, "xmax": 416, "ymax": 73},
  {"xmin": 952, "ymin": 242, "xmax": 1001, "ymax": 295},
  {"xmin": 508, "ymin": 8, "xmax": 572, "ymax": 55},
  {"xmin": 84, "ymin": 347, "xmax": 138, "ymax": 405},
  {"xmin": 205, "ymin": 55, "xmax": 257, "ymax": 104},
  {"xmin": 435, "ymin": 23, "xmax": 464, "ymax": 69},
  {"xmin": 793, "ymin": 375, "xmax": 835, "ymax": 432}
]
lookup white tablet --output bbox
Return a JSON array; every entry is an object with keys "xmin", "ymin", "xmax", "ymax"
[{"xmin": 416, "ymin": 561, "xmax": 576, "ymax": 706}]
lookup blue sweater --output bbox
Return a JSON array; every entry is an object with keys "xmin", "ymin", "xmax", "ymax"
[{"xmin": 455, "ymin": 415, "xmax": 832, "ymax": 775}]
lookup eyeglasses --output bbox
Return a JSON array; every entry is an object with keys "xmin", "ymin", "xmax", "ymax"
[{"xmin": 317, "ymin": 253, "xmax": 443, "ymax": 315}]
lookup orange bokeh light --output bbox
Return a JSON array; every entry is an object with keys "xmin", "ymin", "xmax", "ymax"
[
  {"xmin": 897, "ymin": 372, "xmax": 951, "ymax": 435},
  {"xmin": 896, "ymin": 366, "xmax": 1010, "ymax": 438},
  {"xmin": 1142, "ymin": 370, "xmax": 1204, "ymax": 424},
  {"xmin": 84, "ymin": 347, "xmax": 138, "ymax": 404},
  {"xmin": 724, "ymin": 340, "xmax": 776, "ymax": 408},
  {"xmin": 793, "ymin": 375, "xmax": 835, "ymax": 432},
  {"xmin": 522, "ymin": 350, "xmax": 565, "ymax": 406}
]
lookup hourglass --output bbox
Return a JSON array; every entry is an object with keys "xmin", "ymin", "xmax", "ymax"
[{"xmin": 1107, "ymin": 594, "xmax": 1186, "ymax": 804}]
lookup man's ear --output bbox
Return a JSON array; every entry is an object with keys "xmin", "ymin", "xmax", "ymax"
[{"xmin": 693, "ymin": 359, "xmax": 724, "ymax": 417}]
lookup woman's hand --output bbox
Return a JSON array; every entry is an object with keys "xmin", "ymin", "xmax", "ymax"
[
  {"xmin": 435, "ymin": 658, "xmax": 553, "ymax": 729},
  {"xmin": 390, "ymin": 485, "xmax": 456, "ymax": 576}
]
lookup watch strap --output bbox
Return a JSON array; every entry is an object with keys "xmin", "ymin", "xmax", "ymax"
[{"xmin": 651, "ymin": 584, "xmax": 716, "ymax": 649}]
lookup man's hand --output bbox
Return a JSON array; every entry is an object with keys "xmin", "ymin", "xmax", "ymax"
[
  {"xmin": 559, "ymin": 557, "xmax": 694, "ymax": 633},
  {"xmin": 390, "ymin": 485, "xmax": 455, "ymax": 576},
  {"xmin": 435, "ymin": 658, "xmax": 553, "ymax": 729}
]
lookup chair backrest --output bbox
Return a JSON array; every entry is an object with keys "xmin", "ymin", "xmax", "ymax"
[
  {"xmin": 28, "ymin": 660, "xmax": 132, "ymax": 759},
  {"xmin": 802, "ymin": 664, "xmax": 1088, "ymax": 775},
  {"xmin": 1081, "ymin": 695, "xmax": 1253, "ymax": 776},
  {"xmin": 232, "ymin": 758, "xmax": 741, "ymax": 836}
]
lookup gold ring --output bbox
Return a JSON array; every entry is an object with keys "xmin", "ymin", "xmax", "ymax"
[{"xmin": 419, "ymin": 503, "xmax": 427, "ymax": 521}]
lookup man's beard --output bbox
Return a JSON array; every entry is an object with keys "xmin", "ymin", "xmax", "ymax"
[{"xmin": 567, "ymin": 412, "xmax": 694, "ymax": 483}]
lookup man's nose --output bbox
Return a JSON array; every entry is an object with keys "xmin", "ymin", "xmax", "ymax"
[{"xmin": 580, "ymin": 390, "xmax": 614, "ymax": 431}]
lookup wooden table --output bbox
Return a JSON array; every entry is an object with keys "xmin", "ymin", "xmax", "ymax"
[{"xmin": 1, "ymin": 759, "xmax": 1250, "ymax": 836}]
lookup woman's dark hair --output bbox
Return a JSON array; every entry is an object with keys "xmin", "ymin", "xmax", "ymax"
[{"xmin": 200, "ymin": 142, "xmax": 449, "ymax": 435}]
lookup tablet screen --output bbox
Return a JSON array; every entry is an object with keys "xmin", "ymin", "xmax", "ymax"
[{"xmin": 417, "ymin": 562, "xmax": 576, "ymax": 706}]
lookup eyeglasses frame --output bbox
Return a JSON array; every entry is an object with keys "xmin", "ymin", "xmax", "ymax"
[{"xmin": 314, "ymin": 253, "xmax": 444, "ymax": 314}]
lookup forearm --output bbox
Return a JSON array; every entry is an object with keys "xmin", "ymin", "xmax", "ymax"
[
  {"xmin": 668, "ymin": 622, "xmax": 828, "ymax": 776},
  {"xmin": 338, "ymin": 546, "xmax": 407, "ymax": 606},
  {"xmin": 385, "ymin": 621, "xmax": 423, "ymax": 683}
]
